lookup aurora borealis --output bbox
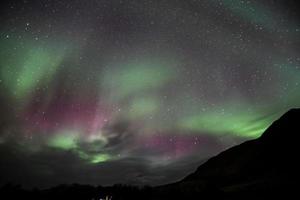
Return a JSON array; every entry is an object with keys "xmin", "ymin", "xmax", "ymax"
[{"xmin": 0, "ymin": 0, "xmax": 300, "ymax": 188}]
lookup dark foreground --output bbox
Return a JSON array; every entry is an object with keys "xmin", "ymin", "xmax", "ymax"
[{"xmin": 1, "ymin": 109, "xmax": 299, "ymax": 199}]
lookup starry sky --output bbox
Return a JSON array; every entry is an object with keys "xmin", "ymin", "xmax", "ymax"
[{"xmin": 0, "ymin": 0, "xmax": 300, "ymax": 188}]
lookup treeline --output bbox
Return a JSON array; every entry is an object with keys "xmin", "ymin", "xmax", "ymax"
[{"xmin": 0, "ymin": 183, "xmax": 155, "ymax": 200}]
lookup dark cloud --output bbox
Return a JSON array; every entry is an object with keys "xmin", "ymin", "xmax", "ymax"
[{"xmin": 0, "ymin": 142, "xmax": 207, "ymax": 188}]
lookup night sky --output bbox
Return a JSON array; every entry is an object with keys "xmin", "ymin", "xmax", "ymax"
[{"xmin": 0, "ymin": 0, "xmax": 300, "ymax": 188}]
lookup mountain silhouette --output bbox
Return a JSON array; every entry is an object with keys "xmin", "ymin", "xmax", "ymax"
[
  {"xmin": 1, "ymin": 109, "xmax": 299, "ymax": 199},
  {"xmin": 154, "ymin": 108, "xmax": 300, "ymax": 199}
]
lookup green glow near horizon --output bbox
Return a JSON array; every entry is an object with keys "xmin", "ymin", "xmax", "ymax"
[
  {"xmin": 90, "ymin": 154, "xmax": 111, "ymax": 163},
  {"xmin": 47, "ymin": 133, "xmax": 78, "ymax": 150},
  {"xmin": 77, "ymin": 150, "xmax": 111, "ymax": 164},
  {"xmin": 179, "ymin": 106, "xmax": 274, "ymax": 138},
  {"xmin": 46, "ymin": 130, "xmax": 111, "ymax": 163}
]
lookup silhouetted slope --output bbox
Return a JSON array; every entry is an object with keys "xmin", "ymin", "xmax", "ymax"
[{"xmin": 169, "ymin": 108, "xmax": 300, "ymax": 198}]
